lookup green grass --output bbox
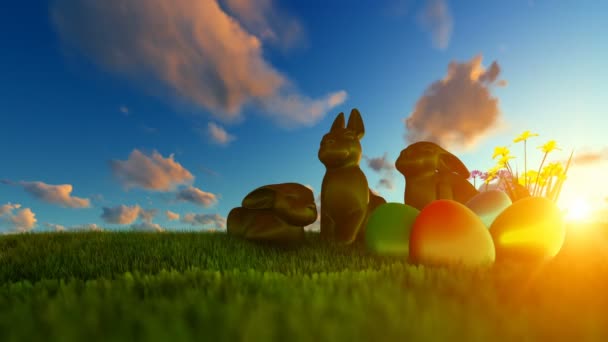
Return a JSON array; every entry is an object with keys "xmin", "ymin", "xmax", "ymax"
[{"xmin": 1, "ymin": 228, "xmax": 608, "ymax": 341}]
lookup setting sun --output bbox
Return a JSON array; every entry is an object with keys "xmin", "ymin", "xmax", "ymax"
[{"xmin": 563, "ymin": 197, "xmax": 593, "ymax": 222}]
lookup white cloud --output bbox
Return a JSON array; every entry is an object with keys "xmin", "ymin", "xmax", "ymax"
[
  {"xmin": 405, "ymin": 55, "xmax": 506, "ymax": 151},
  {"xmin": 45, "ymin": 222, "xmax": 103, "ymax": 232},
  {"xmin": 418, "ymin": 0, "xmax": 453, "ymax": 50},
  {"xmin": 363, "ymin": 153, "xmax": 396, "ymax": 191},
  {"xmin": 165, "ymin": 210, "xmax": 180, "ymax": 221},
  {"xmin": 176, "ymin": 186, "xmax": 218, "ymax": 207},
  {"xmin": 207, "ymin": 122, "xmax": 236, "ymax": 145},
  {"xmin": 101, "ymin": 205, "xmax": 142, "ymax": 224},
  {"xmin": 181, "ymin": 213, "xmax": 226, "ymax": 230},
  {"xmin": 45, "ymin": 223, "xmax": 67, "ymax": 232},
  {"xmin": 110, "ymin": 149, "xmax": 194, "ymax": 191},
  {"xmin": 99, "ymin": 204, "xmax": 168, "ymax": 232},
  {"xmin": 139, "ymin": 208, "xmax": 158, "ymax": 223},
  {"xmin": 259, "ymin": 90, "xmax": 348, "ymax": 129},
  {"xmin": 131, "ymin": 222, "xmax": 165, "ymax": 232},
  {"xmin": 221, "ymin": 0, "xmax": 304, "ymax": 49},
  {"xmin": 364, "ymin": 153, "xmax": 395, "ymax": 172},
  {"xmin": 0, "ymin": 203, "xmax": 21, "ymax": 216},
  {"xmin": 18, "ymin": 181, "xmax": 90, "ymax": 208},
  {"xmin": 1, "ymin": 207, "xmax": 37, "ymax": 233},
  {"xmin": 71, "ymin": 223, "xmax": 103, "ymax": 232},
  {"xmin": 52, "ymin": 0, "xmax": 346, "ymax": 128},
  {"xmin": 570, "ymin": 147, "xmax": 608, "ymax": 166}
]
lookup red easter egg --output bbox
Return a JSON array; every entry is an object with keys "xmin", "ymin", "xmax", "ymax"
[{"xmin": 409, "ymin": 200, "xmax": 495, "ymax": 267}]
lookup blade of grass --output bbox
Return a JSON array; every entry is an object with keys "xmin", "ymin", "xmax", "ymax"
[{"xmin": 552, "ymin": 149, "xmax": 574, "ymax": 202}]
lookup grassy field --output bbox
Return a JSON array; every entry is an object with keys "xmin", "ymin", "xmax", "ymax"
[{"xmin": 1, "ymin": 226, "xmax": 608, "ymax": 341}]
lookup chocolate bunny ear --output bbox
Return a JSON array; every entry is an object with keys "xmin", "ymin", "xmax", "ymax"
[
  {"xmin": 347, "ymin": 108, "xmax": 365, "ymax": 139},
  {"xmin": 330, "ymin": 112, "xmax": 345, "ymax": 133},
  {"xmin": 242, "ymin": 187, "xmax": 276, "ymax": 209},
  {"xmin": 438, "ymin": 149, "xmax": 471, "ymax": 178}
]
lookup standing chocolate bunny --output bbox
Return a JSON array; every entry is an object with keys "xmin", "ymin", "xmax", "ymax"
[{"xmin": 318, "ymin": 109, "xmax": 386, "ymax": 243}]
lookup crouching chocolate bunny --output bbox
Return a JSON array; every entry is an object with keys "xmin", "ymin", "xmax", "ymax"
[
  {"xmin": 318, "ymin": 109, "xmax": 386, "ymax": 244},
  {"xmin": 227, "ymin": 183, "xmax": 317, "ymax": 243},
  {"xmin": 395, "ymin": 141, "xmax": 479, "ymax": 211}
]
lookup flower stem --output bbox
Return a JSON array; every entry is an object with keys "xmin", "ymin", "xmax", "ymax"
[
  {"xmin": 533, "ymin": 153, "xmax": 548, "ymax": 196},
  {"xmin": 544, "ymin": 176, "xmax": 554, "ymax": 197},
  {"xmin": 524, "ymin": 140, "xmax": 528, "ymax": 189},
  {"xmin": 504, "ymin": 162, "xmax": 516, "ymax": 198}
]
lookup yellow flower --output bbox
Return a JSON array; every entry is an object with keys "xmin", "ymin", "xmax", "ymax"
[
  {"xmin": 497, "ymin": 154, "xmax": 516, "ymax": 167},
  {"xmin": 525, "ymin": 170, "xmax": 538, "ymax": 177},
  {"xmin": 484, "ymin": 165, "xmax": 501, "ymax": 184},
  {"xmin": 492, "ymin": 146, "xmax": 510, "ymax": 160},
  {"xmin": 538, "ymin": 140, "xmax": 561, "ymax": 154},
  {"xmin": 513, "ymin": 130, "xmax": 539, "ymax": 143},
  {"xmin": 540, "ymin": 166, "xmax": 551, "ymax": 178},
  {"xmin": 525, "ymin": 170, "xmax": 538, "ymax": 182},
  {"xmin": 484, "ymin": 174, "xmax": 496, "ymax": 184},
  {"xmin": 488, "ymin": 165, "xmax": 502, "ymax": 174},
  {"xmin": 549, "ymin": 162, "xmax": 564, "ymax": 176}
]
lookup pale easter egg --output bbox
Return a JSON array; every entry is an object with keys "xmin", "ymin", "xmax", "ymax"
[
  {"xmin": 365, "ymin": 203, "xmax": 420, "ymax": 256},
  {"xmin": 409, "ymin": 200, "xmax": 495, "ymax": 267},
  {"xmin": 465, "ymin": 190, "xmax": 512, "ymax": 228}
]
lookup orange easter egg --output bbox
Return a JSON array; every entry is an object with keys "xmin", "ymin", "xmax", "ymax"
[
  {"xmin": 489, "ymin": 196, "xmax": 565, "ymax": 261},
  {"xmin": 409, "ymin": 200, "xmax": 495, "ymax": 267}
]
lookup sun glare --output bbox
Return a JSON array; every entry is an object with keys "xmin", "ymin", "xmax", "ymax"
[{"xmin": 564, "ymin": 197, "xmax": 593, "ymax": 222}]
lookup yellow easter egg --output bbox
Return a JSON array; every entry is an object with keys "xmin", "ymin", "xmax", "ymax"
[{"xmin": 490, "ymin": 196, "xmax": 566, "ymax": 261}]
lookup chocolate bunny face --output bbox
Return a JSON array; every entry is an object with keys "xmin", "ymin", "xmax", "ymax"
[
  {"xmin": 318, "ymin": 109, "xmax": 365, "ymax": 169},
  {"xmin": 395, "ymin": 141, "xmax": 470, "ymax": 178}
]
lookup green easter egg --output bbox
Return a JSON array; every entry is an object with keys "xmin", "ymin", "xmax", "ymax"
[{"xmin": 365, "ymin": 202, "xmax": 420, "ymax": 256}]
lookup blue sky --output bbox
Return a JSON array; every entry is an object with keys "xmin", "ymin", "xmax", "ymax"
[{"xmin": 1, "ymin": 0, "xmax": 607, "ymax": 233}]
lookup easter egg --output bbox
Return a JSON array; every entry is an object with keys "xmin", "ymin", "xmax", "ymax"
[
  {"xmin": 489, "ymin": 196, "xmax": 565, "ymax": 261},
  {"xmin": 409, "ymin": 200, "xmax": 495, "ymax": 267},
  {"xmin": 478, "ymin": 182, "xmax": 501, "ymax": 192},
  {"xmin": 465, "ymin": 190, "xmax": 512, "ymax": 228},
  {"xmin": 365, "ymin": 203, "xmax": 420, "ymax": 256}
]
